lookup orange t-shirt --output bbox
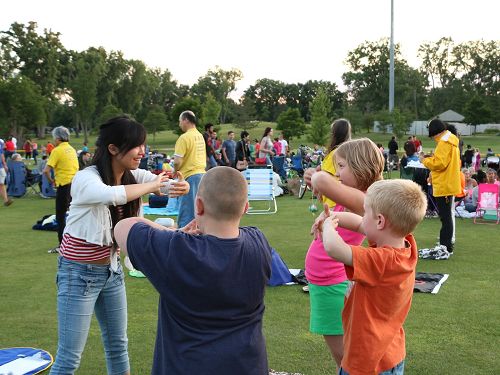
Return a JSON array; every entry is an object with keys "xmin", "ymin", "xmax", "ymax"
[
  {"xmin": 456, "ymin": 172, "xmax": 466, "ymax": 198},
  {"xmin": 342, "ymin": 234, "xmax": 418, "ymax": 375},
  {"xmin": 46, "ymin": 143, "xmax": 55, "ymax": 155}
]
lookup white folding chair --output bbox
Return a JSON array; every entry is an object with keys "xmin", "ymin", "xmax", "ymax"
[{"xmin": 244, "ymin": 166, "xmax": 277, "ymax": 214}]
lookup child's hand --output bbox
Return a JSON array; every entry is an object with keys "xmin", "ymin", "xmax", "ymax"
[
  {"xmin": 311, "ymin": 203, "xmax": 332, "ymax": 239},
  {"xmin": 179, "ymin": 219, "xmax": 201, "ymax": 235}
]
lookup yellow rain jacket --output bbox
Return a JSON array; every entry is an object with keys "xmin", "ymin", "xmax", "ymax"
[{"xmin": 423, "ymin": 130, "xmax": 461, "ymax": 197}]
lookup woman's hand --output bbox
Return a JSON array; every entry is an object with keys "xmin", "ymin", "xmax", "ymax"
[
  {"xmin": 304, "ymin": 167, "xmax": 317, "ymax": 187},
  {"xmin": 151, "ymin": 172, "xmax": 170, "ymax": 195},
  {"xmin": 169, "ymin": 171, "xmax": 190, "ymax": 197}
]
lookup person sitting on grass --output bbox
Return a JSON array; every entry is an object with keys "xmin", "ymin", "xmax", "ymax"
[
  {"xmin": 114, "ymin": 166, "xmax": 273, "ymax": 375},
  {"xmin": 314, "ymin": 179, "xmax": 427, "ymax": 375}
]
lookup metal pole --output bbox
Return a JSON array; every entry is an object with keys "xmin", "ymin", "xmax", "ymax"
[{"xmin": 389, "ymin": 0, "xmax": 395, "ymax": 112}]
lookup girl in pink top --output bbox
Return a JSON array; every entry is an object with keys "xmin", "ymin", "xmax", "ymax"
[{"xmin": 304, "ymin": 138, "xmax": 385, "ymax": 370}]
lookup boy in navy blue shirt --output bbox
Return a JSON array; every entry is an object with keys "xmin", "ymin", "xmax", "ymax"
[{"xmin": 115, "ymin": 166, "xmax": 272, "ymax": 374}]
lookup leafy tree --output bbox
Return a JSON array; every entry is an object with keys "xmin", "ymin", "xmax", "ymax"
[
  {"xmin": 115, "ymin": 59, "xmax": 151, "ymax": 117},
  {"xmin": 170, "ymin": 97, "xmax": 202, "ymax": 134},
  {"xmin": 343, "ymin": 38, "xmax": 427, "ymax": 116},
  {"xmin": 340, "ymin": 105, "xmax": 365, "ymax": 133},
  {"xmin": 96, "ymin": 104, "xmax": 123, "ymax": 126},
  {"xmin": 464, "ymin": 95, "xmax": 492, "ymax": 129},
  {"xmin": 308, "ymin": 87, "xmax": 332, "ymax": 146},
  {"xmin": 0, "ymin": 75, "xmax": 46, "ymax": 137},
  {"xmin": 0, "ymin": 21, "xmax": 68, "ymax": 136},
  {"xmin": 143, "ymin": 105, "xmax": 168, "ymax": 142},
  {"xmin": 276, "ymin": 108, "xmax": 305, "ymax": 140},
  {"xmin": 191, "ymin": 67, "xmax": 242, "ymax": 123},
  {"xmin": 232, "ymin": 97, "xmax": 259, "ymax": 131},
  {"xmin": 67, "ymin": 48, "xmax": 106, "ymax": 142},
  {"xmin": 374, "ymin": 108, "xmax": 413, "ymax": 138},
  {"xmin": 200, "ymin": 92, "xmax": 221, "ymax": 125},
  {"xmin": 243, "ymin": 78, "xmax": 286, "ymax": 121}
]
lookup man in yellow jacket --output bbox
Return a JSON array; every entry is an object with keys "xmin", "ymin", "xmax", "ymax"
[{"xmin": 421, "ymin": 119, "xmax": 461, "ymax": 254}]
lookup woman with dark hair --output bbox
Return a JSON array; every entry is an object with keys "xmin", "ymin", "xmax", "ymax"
[
  {"xmin": 258, "ymin": 127, "xmax": 274, "ymax": 164},
  {"xmin": 235, "ymin": 130, "xmax": 251, "ymax": 169},
  {"xmin": 49, "ymin": 116, "xmax": 189, "ymax": 375}
]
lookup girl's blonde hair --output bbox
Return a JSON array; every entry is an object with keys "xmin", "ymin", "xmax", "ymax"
[{"xmin": 335, "ymin": 138, "xmax": 385, "ymax": 191}]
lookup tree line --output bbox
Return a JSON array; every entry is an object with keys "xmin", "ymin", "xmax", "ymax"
[{"xmin": 0, "ymin": 22, "xmax": 498, "ymax": 145}]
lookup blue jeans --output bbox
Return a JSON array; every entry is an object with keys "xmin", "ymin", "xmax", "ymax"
[
  {"xmin": 339, "ymin": 360, "xmax": 405, "ymax": 375},
  {"xmin": 177, "ymin": 173, "xmax": 204, "ymax": 228},
  {"xmin": 50, "ymin": 257, "xmax": 129, "ymax": 375}
]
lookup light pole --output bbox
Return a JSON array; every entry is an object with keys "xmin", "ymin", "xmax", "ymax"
[{"xmin": 389, "ymin": 0, "xmax": 395, "ymax": 113}]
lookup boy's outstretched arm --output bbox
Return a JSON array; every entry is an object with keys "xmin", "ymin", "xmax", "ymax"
[{"xmin": 322, "ymin": 217, "xmax": 356, "ymax": 266}]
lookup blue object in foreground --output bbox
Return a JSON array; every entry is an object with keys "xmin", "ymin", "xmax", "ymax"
[{"xmin": 0, "ymin": 347, "xmax": 53, "ymax": 374}]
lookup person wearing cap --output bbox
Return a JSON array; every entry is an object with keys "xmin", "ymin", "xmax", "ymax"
[
  {"xmin": 43, "ymin": 126, "xmax": 79, "ymax": 253},
  {"xmin": 420, "ymin": 119, "xmax": 461, "ymax": 255}
]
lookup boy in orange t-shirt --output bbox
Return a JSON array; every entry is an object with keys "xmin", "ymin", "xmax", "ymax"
[{"xmin": 318, "ymin": 179, "xmax": 427, "ymax": 375}]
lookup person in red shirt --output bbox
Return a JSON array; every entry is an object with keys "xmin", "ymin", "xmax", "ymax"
[
  {"xmin": 4, "ymin": 137, "xmax": 15, "ymax": 159},
  {"xmin": 45, "ymin": 141, "xmax": 55, "ymax": 155},
  {"xmin": 317, "ymin": 179, "xmax": 427, "ymax": 375}
]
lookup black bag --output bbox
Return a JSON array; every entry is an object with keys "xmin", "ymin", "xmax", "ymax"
[{"xmin": 148, "ymin": 195, "xmax": 168, "ymax": 208}]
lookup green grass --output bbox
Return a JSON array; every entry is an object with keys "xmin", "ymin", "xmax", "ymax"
[
  {"xmin": 1, "ymin": 191, "xmax": 499, "ymax": 374},
  {"xmin": 29, "ymin": 122, "xmax": 500, "ymax": 157}
]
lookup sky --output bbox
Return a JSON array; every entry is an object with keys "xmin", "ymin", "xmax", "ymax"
[{"xmin": 2, "ymin": 0, "xmax": 499, "ymax": 98}]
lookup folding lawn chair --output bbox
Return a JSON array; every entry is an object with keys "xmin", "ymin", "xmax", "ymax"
[
  {"xmin": 6, "ymin": 159, "xmax": 27, "ymax": 197},
  {"xmin": 244, "ymin": 166, "xmax": 277, "ymax": 214},
  {"xmin": 272, "ymin": 156, "xmax": 287, "ymax": 181},
  {"xmin": 474, "ymin": 183, "xmax": 500, "ymax": 225}
]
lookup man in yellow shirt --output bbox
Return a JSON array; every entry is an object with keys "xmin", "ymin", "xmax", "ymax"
[
  {"xmin": 44, "ymin": 126, "xmax": 79, "ymax": 253},
  {"xmin": 174, "ymin": 111, "xmax": 206, "ymax": 227}
]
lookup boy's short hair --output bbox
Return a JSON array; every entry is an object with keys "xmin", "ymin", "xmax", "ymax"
[
  {"xmin": 365, "ymin": 179, "xmax": 426, "ymax": 237},
  {"xmin": 335, "ymin": 138, "xmax": 385, "ymax": 191},
  {"xmin": 198, "ymin": 166, "xmax": 247, "ymax": 220}
]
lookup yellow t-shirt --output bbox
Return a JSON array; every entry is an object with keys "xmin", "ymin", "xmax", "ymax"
[
  {"xmin": 47, "ymin": 142, "xmax": 79, "ymax": 186},
  {"xmin": 321, "ymin": 150, "xmax": 338, "ymax": 208},
  {"xmin": 174, "ymin": 128, "xmax": 206, "ymax": 179}
]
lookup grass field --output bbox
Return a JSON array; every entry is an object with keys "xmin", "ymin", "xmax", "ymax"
[
  {"xmin": 1, "ymin": 189, "xmax": 499, "ymax": 374},
  {"xmin": 2, "ymin": 126, "xmax": 500, "ymax": 374}
]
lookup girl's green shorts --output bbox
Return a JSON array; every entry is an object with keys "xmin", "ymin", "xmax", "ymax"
[{"xmin": 308, "ymin": 281, "xmax": 348, "ymax": 335}]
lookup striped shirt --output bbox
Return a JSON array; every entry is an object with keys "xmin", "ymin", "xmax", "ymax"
[{"xmin": 60, "ymin": 233, "xmax": 112, "ymax": 261}]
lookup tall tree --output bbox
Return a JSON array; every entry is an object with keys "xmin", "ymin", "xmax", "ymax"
[
  {"xmin": 276, "ymin": 108, "xmax": 306, "ymax": 140},
  {"xmin": 308, "ymin": 87, "xmax": 332, "ymax": 146},
  {"xmin": 0, "ymin": 21, "xmax": 68, "ymax": 136},
  {"xmin": 67, "ymin": 48, "xmax": 106, "ymax": 142},
  {"xmin": 200, "ymin": 92, "xmax": 221, "ymax": 125},
  {"xmin": 143, "ymin": 105, "xmax": 168, "ymax": 142},
  {"xmin": 191, "ymin": 67, "xmax": 242, "ymax": 123},
  {"xmin": 343, "ymin": 38, "xmax": 427, "ymax": 116},
  {"xmin": 0, "ymin": 75, "xmax": 46, "ymax": 137},
  {"xmin": 243, "ymin": 78, "xmax": 286, "ymax": 121},
  {"xmin": 115, "ymin": 59, "xmax": 151, "ymax": 117}
]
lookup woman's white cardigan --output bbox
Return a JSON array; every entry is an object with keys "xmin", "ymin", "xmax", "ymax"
[{"xmin": 64, "ymin": 166, "xmax": 171, "ymax": 246}]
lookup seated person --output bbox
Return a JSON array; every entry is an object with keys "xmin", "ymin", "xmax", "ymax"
[
  {"xmin": 78, "ymin": 151, "xmax": 92, "ymax": 170},
  {"xmin": 114, "ymin": 167, "xmax": 272, "ymax": 375},
  {"xmin": 486, "ymin": 168, "xmax": 499, "ymax": 186},
  {"xmin": 400, "ymin": 141, "xmax": 419, "ymax": 168},
  {"xmin": 465, "ymin": 170, "xmax": 487, "ymax": 212},
  {"xmin": 317, "ymin": 179, "xmax": 427, "ymax": 374}
]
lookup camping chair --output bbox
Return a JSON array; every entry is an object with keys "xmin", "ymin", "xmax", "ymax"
[
  {"xmin": 244, "ymin": 166, "xmax": 277, "ymax": 214},
  {"xmin": 474, "ymin": 183, "xmax": 500, "ymax": 225},
  {"xmin": 400, "ymin": 166, "xmax": 416, "ymax": 180},
  {"xmin": 6, "ymin": 159, "xmax": 27, "ymax": 197},
  {"xmin": 272, "ymin": 156, "xmax": 287, "ymax": 181},
  {"xmin": 26, "ymin": 169, "xmax": 42, "ymax": 195},
  {"xmin": 40, "ymin": 171, "xmax": 57, "ymax": 198}
]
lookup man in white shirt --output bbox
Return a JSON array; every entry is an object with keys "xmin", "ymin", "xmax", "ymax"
[{"xmin": 278, "ymin": 133, "xmax": 289, "ymax": 156}]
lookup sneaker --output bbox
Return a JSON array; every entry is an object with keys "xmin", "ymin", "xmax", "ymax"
[
  {"xmin": 48, "ymin": 247, "xmax": 60, "ymax": 254},
  {"xmin": 4, "ymin": 199, "xmax": 13, "ymax": 206}
]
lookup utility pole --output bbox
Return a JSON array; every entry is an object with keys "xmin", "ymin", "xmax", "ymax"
[{"xmin": 389, "ymin": 0, "xmax": 395, "ymax": 113}]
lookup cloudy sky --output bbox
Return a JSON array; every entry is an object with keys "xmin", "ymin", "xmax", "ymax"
[{"xmin": 2, "ymin": 0, "xmax": 499, "ymax": 96}]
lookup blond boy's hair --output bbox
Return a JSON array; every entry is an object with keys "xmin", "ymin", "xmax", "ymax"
[
  {"xmin": 197, "ymin": 166, "xmax": 248, "ymax": 220},
  {"xmin": 365, "ymin": 179, "xmax": 427, "ymax": 237},
  {"xmin": 335, "ymin": 138, "xmax": 385, "ymax": 191}
]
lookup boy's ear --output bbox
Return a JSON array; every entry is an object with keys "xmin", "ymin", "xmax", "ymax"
[
  {"xmin": 195, "ymin": 196, "xmax": 204, "ymax": 216},
  {"xmin": 377, "ymin": 214, "xmax": 386, "ymax": 230},
  {"xmin": 243, "ymin": 201, "xmax": 249, "ymax": 214}
]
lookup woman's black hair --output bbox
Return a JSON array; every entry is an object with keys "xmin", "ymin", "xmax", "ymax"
[
  {"xmin": 327, "ymin": 119, "xmax": 351, "ymax": 154},
  {"xmin": 428, "ymin": 119, "xmax": 446, "ymax": 137},
  {"xmin": 262, "ymin": 127, "xmax": 272, "ymax": 139},
  {"xmin": 240, "ymin": 130, "xmax": 249, "ymax": 139},
  {"xmin": 92, "ymin": 115, "xmax": 146, "ymax": 227}
]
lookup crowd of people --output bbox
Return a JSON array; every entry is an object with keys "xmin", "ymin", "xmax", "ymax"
[{"xmin": 1, "ymin": 112, "xmax": 499, "ymax": 375}]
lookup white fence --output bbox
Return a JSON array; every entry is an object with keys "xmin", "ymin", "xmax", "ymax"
[{"xmin": 373, "ymin": 121, "xmax": 500, "ymax": 136}]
